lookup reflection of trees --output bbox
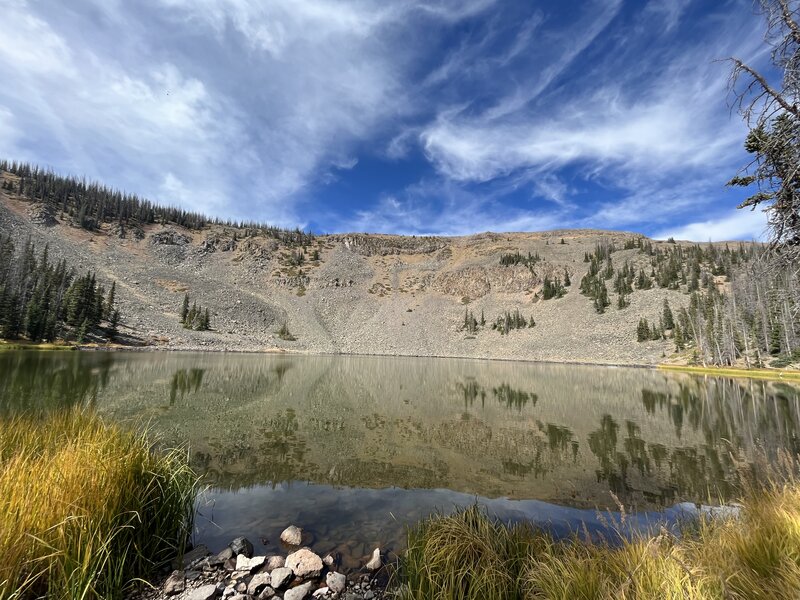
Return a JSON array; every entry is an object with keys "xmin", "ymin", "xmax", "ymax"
[
  {"xmin": 0, "ymin": 352, "xmax": 113, "ymax": 413},
  {"xmin": 492, "ymin": 383, "xmax": 538, "ymax": 411},
  {"xmin": 456, "ymin": 379, "xmax": 486, "ymax": 409},
  {"xmin": 169, "ymin": 368, "xmax": 205, "ymax": 405},
  {"xmin": 501, "ymin": 422, "xmax": 578, "ymax": 480},
  {"xmin": 586, "ymin": 380, "xmax": 800, "ymax": 505},
  {"xmin": 642, "ymin": 380, "xmax": 800, "ymax": 461}
]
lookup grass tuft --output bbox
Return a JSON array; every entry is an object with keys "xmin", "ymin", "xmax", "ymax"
[
  {"xmin": 0, "ymin": 410, "xmax": 198, "ymax": 600},
  {"xmin": 398, "ymin": 477, "xmax": 800, "ymax": 599}
]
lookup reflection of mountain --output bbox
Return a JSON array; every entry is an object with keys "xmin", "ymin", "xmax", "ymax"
[{"xmin": 3, "ymin": 351, "xmax": 800, "ymax": 509}]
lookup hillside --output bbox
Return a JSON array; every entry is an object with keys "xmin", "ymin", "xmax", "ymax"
[{"xmin": 0, "ymin": 169, "xmax": 741, "ymax": 366}]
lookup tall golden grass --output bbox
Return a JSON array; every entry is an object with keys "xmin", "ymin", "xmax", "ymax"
[
  {"xmin": 398, "ymin": 467, "xmax": 800, "ymax": 599},
  {"xmin": 0, "ymin": 411, "xmax": 198, "ymax": 600}
]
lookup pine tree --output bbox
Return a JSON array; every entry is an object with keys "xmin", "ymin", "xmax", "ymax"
[
  {"xmin": 105, "ymin": 281, "xmax": 116, "ymax": 321},
  {"xmin": 109, "ymin": 309, "xmax": 120, "ymax": 339},
  {"xmin": 637, "ymin": 318, "xmax": 650, "ymax": 342},
  {"xmin": 662, "ymin": 299, "xmax": 674, "ymax": 330},
  {"xmin": 181, "ymin": 293, "xmax": 190, "ymax": 324}
]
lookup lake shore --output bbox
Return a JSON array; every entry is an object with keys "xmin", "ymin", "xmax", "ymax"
[{"xmin": 6, "ymin": 338, "xmax": 799, "ymax": 383}]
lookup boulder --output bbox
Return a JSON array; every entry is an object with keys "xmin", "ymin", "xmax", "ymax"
[
  {"xmin": 230, "ymin": 537, "xmax": 255, "ymax": 558},
  {"xmin": 284, "ymin": 581, "xmax": 314, "ymax": 600},
  {"xmin": 265, "ymin": 555, "xmax": 286, "ymax": 571},
  {"xmin": 270, "ymin": 567, "xmax": 293, "ymax": 589},
  {"xmin": 326, "ymin": 571, "xmax": 346, "ymax": 593},
  {"xmin": 286, "ymin": 548, "xmax": 323, "ymax": 579},
  {"xmin": 280, "ymin": 525, "xmax": 303, "ymax": 546},
  {"xmin": 256, "ymin": 587, "xmax": 276, "ymax": 599}
]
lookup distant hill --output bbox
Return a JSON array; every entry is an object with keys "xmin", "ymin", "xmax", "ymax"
[{"xmin": 0, "ymin": 166, "xmax": 781, "ymax": 368}]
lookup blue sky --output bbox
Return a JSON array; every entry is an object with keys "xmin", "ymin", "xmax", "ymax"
[{"xmin": 0, "ymin": 0, "xmax": 772, "ymax": 240}]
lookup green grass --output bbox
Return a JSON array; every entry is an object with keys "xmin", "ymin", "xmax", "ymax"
[
  {"xmin": 658, "ymin": 363, "xmax": 800, "ymax": 382},
  {"xmin": 0, "ymin": 410, "xmax": 199, "ymax": 600},
  {"xmin": 0, "ymin": 340, "xmax": 76, "ymax": 352},
  {"xmin": 397, "ymin": 472, "xmax": 800, "ymax": 599}
]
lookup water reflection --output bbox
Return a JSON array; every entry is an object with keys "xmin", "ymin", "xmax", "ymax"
[
  {"xmin": 2, "ymin": 351, "xmax": 800, "ymax": 550},
  {"xmin": 0, "ymin": 351, "xmax": 113, "ymax": 412}
]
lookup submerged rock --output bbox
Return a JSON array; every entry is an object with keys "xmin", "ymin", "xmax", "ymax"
[
  {"xmin": 230, "ymin": 536, "xmax": 255, "ymax": 558},
  {"xmin": 280, "ymin": 525, "xmax": 303, "ymax": 546},
  {"xmin": 365, "ymin": 548, "xmax": 381, "ymax": 571}
]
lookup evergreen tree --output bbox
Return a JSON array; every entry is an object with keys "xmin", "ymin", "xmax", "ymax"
[
  {"xmin": 662, "ymin": 299, "xmax": 675, "ymax": 330},
  {"xmin": 181, "ymin": 293, "xmax": 190, "ymax": 324}
]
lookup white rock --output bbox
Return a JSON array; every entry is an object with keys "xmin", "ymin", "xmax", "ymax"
[
  {"xmin": 265, "ymin": 555, "xmax": 286, "ymax": 571},
  {"xmin": 312, "ymin": 587, "xmax": 329, "ymax": 597},
  {"xmin": 286, "ymin": 548, "xmax": 323, "ymax": 579},
  {"xmin": 284, "ymin": 581, "xmax": 314, "ymax": 600},
  {"xmin": 270, "ymin": 567, "xmax": 293, "ymax": 589},
  {"xmin": 281, "ymin": 525, "xmax": 303, "ymax": 546},
  {"xmin": 235, "ymin": 554, "xmax": 266, "ymax": 573},
  {"xmin": 256, "ymin": 587, "xmax": 276, "ymax": 600},
  {"xmin": 247, "ymin": 572, "xmax": 272, "ymax": 595},
  {"xmin": 186, "ymin": 584, "xmax": 219, "ymax": 600},
  {"xmin": 365, "ymin": 548, "xmax": 381, "ymax": 571},
  {"xmin": 322, "ymin": 554, "xmax": 335, "ymax": 567},
  {"xmin": 326, "ymin": 572, "xmax": 346, "ymax": 593}
]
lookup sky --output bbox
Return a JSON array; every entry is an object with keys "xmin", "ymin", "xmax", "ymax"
[{"xmin": 0, "ymin": 0, "xmax": 774, "ymax": 240}]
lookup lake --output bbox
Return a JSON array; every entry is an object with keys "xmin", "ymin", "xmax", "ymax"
[{"xmin": 2, "ymin": 350, "xmax": 799, "ymax": 568}]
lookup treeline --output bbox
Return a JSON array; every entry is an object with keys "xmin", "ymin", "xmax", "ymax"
[
  {"xmin": 0, "ymin": 235, "xmax": 120, "ymax": 342},
  {"xmin": 630, "ymin": 248, "xmax": 798, "ymax": 367},
  {"xmin": 499, "ymin": 251, "xmax": 540, "ymax": 268},
  {"xmin": 0, "ymin": 160, "xmax": 314, "ymax": 245},
  {"xmin": 676, "ymin": 256, "xmax": 798, "ymax": 367},
  {"xmin": 460, "ymin": 308, "xmax": 535, "ymax": 335}
]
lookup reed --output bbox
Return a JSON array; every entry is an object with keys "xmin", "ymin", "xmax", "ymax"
[
  {"xmin": 398, "ymin": 479, "xmax": 800, "ymax": 599},
  {"xmin": 0, "ymin": 410, "xmax": 198, "ymax": 600}
]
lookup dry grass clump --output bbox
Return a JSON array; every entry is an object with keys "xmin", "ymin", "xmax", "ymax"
[
  {"xmin": 398, "ymin": 475, "xmax": 800, "ymax": 599},
  {"xmin": 0, "ymin": 410, "xmax": 198, "ymax": 600}
]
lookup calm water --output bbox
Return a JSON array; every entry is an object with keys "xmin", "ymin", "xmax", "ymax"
[{"xmin": 2, "ymin": 351, "xmax": 799, "ymax": 566}]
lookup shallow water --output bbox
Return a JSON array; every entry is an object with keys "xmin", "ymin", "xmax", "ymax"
[{"xmin": 2, "ymin": 351, "xmax": 799, "ymax": 561}]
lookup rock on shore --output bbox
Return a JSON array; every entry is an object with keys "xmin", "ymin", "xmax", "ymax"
[{"xmin": 127, "ymin": 536, "xmax": 386, "ymax": 600}]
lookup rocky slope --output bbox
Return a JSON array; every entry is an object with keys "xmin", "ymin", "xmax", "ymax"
[{"xmin": 0, "ymin": 181, "xmax": 702, "ymax": 365}]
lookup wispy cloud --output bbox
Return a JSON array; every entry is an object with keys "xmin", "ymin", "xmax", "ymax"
[
  {"xmin": 0, "ymin": 0, "xmax": 773, "ymax": 237},
  {"xmin": 654, "ymin": 208, "xmax": 768, "ymax": 242}
]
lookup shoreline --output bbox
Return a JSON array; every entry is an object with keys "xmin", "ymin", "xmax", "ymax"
[{"xmin": 6, "ymin": 339, "xmax": 800, "ymax": 381}]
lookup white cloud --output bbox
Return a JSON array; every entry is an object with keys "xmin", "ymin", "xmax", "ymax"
[{"xmin": 654, "ymin": 208, "xmax": 768, "ymax": 242}]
